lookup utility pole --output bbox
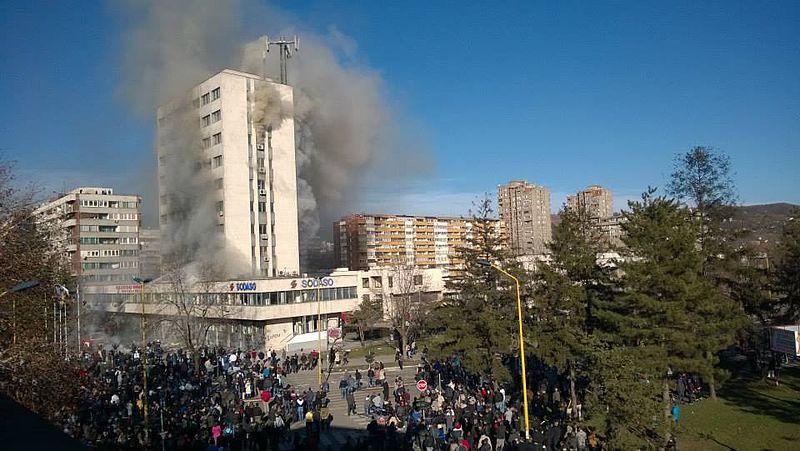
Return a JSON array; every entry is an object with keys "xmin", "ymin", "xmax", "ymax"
[{"xmin": 264, "ymin": 35, "xmax": 299, "ymax": 84}]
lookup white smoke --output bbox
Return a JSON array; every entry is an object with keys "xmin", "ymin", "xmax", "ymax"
[{"xmin": 115, "ymin": 0, "xmax": 432, "ymax": 273}]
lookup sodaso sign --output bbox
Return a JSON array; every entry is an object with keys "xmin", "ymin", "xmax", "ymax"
[
  {"xmin": 297, "ymin": 277, "xmax": 335, "ymax": 289},
  {"xmin": 229, "ymin": 281, "xmax": 257, "ymax": 291}
]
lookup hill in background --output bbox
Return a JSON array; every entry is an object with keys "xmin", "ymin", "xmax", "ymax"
[{"xmin": 727, "ymin": 202, "xmax": 798, "ymax": 257}]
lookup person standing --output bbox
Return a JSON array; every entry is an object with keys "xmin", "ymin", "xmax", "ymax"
[
  {"xmin": 346, "ymin": 389, "xmax": 357, "ymax": 416},
  {"xmin": 575, "ymin": 426, "xmax": 587, "ymax": 451}
]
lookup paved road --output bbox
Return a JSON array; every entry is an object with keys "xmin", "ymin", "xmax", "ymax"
[{"xmin": 283, "ymin": 363, "xmax": 420, "ymax": 449}]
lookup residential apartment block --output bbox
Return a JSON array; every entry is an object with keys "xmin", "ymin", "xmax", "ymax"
[
  {"xmin": 34, "ymin": 187, "xmax": 141, "ymax": 284},
  {"xmin": 333, "ymin": 214, "xmax": 500, "ymax": 277},
  {"xmin": 497, "ymin": 180, "xmax": 552, "ymax": 255},
  {"xmin": 566, "ymin": 185, "xmax": 613, "ymax": 221},
  {"xmin": 157, "ymin": 69, "xmax": 300, "ymax": 276}
]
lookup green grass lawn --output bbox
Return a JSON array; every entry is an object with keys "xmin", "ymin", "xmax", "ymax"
[{"xmin": 677, "ymin": 366, "xmax": 800, "ymax": 450}]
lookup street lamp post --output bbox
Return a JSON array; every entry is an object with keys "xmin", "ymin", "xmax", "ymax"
[
  {"xmin": 477, "ymin": 260, "xmax": 530, "ymax": 440},
  {"xmin": 133, "ymin": 276, "xmax": 153, "ymax": 443},
  {"xmin": 317, "ymin": 280, "xmax": 325, "ymax": 388}
]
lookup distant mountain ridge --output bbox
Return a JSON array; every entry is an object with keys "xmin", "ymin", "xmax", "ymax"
[{"xmin": 550, "ymin": 203, "xmax": 797, "ymax": 256}]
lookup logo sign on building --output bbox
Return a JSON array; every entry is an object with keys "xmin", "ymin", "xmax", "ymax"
[
  {"xmin": 416, "ymin": 379, "xmax": 428, "ymax": 392},
  {"xmin": 229, "ymin": 281, "xmax": 257, "ymax": 292},
  {"xmin": 298, "ymin": 277, "xmax": 335, "ymax": 289}
]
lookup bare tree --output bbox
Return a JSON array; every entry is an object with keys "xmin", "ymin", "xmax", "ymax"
[
  {"xmin": 386, "ymin": 263, "xmax": 430, "ymax": 354},
  {"xmin": 154, "ymin": 262, "xmax": 229, "ymax": 372},
  {"xmin": 0, "ymin": 157, "xmax": 78, "ymax": 422},
  {"xmin": 350, "ymin": 293, "xmax": 382, "ymax": 347}
]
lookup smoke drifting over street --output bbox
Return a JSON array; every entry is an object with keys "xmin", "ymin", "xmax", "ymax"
[{"xmin": 116, "ymin": 0, "xmax": 431, "ymax": 274}]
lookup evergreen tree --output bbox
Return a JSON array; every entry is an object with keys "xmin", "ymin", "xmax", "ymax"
[
  {"xmin": 585, "ymin": 345, "xmax": 666, "ymax": 449},
  {"xmin": 668, "ymin": 147, "xmax": 747, "ymax": 396},
  {"xmin": 667, "ymin": 146, "xmax": 737, "ymax": 270},
  {"xmin": 530, "ymin": 205, "xmax": 612, "ymax": 416},
  {"xmin": 595, "ymin": 190, "xmax": 740, "ymax": 414},
  {"xmin": 428, "ymin": 197, "xmax": 522, "ymax": 380}
]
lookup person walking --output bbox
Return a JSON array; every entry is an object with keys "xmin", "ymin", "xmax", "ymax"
[{"xmin": 340, "ymin": 375, "xmax": 349, "ymax": 399}]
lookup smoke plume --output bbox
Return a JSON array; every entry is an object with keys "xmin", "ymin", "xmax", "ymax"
[{"xmin": 115, "ymin": 0, "xmax": 431, "ymax": 274}]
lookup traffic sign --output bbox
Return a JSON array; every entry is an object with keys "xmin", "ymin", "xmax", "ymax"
[{"xmin": 416, "ymin": 379, "xmax": 428, "ymax": 391}]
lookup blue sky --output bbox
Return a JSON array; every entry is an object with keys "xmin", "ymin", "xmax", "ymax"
[{"xmin": 2, "ymin": 1, "xmax": 798, "ymax": 224}]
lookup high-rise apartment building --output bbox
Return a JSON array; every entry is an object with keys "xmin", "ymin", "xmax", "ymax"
[
  {"xmin": 567, "ymin": 185, "xmax": 613, "ymax": 221},
  {"xmin": 497, "ymin": 180, "xmax": 552, "ymax": 255},
  {"xmin": 333, "ymin": 214, "xmax": 500, "ymax": 277},
  {"xmin": 157, "ymin": 69, "xmax": 299, "ymax": 276},
  {"xmin": 139, "ymin": 228, "xmax": 162, "ymax": 279},
  {"xmin": 34, "ymin": 187, "xmax": 141, "ymax": 283}
]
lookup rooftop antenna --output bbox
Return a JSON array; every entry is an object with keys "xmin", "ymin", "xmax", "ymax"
[{"xmin": 264, "ymin": 35, "xmax": 299, "ymax": 84}]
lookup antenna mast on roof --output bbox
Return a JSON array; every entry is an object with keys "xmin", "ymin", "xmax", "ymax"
[{"xmin": 264, "ymin": 35, "xmax": 299, "ymax": 84}]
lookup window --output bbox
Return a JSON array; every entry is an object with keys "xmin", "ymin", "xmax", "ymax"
[
  {"xmin": 215, "ymin": 178, "xmax": 223, "ymax": 190},
  {"xmin": 388, "ymin": 276, "xmax": 393, "ymax": 288},
  {"xmin": 201, "ymin": 115, "xmax": 211, "ymax": 127},
  {"xmin": 201, "ymin": 93, "xmax": 210, "ymax": 105},
  {"xmin": 212, "ymin": 155, "xmax": 223, "ymax": 168},
  {"xmin": 259, "ymin": 224, "xmax": 267, "ymax": 234},
  {"xmin": 258, "ymin": 202, "xmax": 266, "ymax": 212},
  {"xmin": 257, "ymin": 180, "xmax": 265, "ymax": 190},
  {"xmin": 212, "ymin": 132, "xmax": 222, "ymax": 145},
  {"xmin": 362, "ymin": 278, "xmax": 369, "ymax": 288},
  {"xmin": 211, "ymin": 87, "xmax": 220, "ymax": 100},
  {"xmin": 413, "ymin": 275, "xmax": 423, "ymax": 285},
  {"xmin": 216, "ymin": 201, "xmax": 224, "ymax": 212},
  {"xmin": 211, "ymin": 109, "xmax": 221, "ymax": 123},
  {"xmin": 202, "ymin": 137, "xmax": 211, "ymax": 149}
]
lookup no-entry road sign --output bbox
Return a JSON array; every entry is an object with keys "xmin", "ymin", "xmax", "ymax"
[{"xmin": 416, "ymin": 379, "xmax": 428, "ymax": 391}]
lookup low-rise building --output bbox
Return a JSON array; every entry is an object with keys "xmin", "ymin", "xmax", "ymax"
[{"xmin": 82, "ymin": 267, "xmax": 445, "ymax": 351}]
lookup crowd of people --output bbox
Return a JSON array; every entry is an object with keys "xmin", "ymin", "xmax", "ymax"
[
  {"xmin": 344, "ymin": 350, "xmax": 601, "ymax": 451},
  {"xmin": 58, "ymin": 342, "xmax": 341, "ymax": 450},
  {"xmin": 53, "ymin": 340, "xmax": 608, "ymax": 451}
]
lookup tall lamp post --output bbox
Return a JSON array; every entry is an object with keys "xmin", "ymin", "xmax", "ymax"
[
  {"xmin": 317, "ymin": 279, "xmax": 324, "ymax": 387},
  {"xmin": 477, "ymin": 260, "xmax": 530, "ymax": 440},
  {"xmin": 2, "ymin": 280, "xmax": 40, "ymax": 347},
  {"xmin": 133, "ymin": 276, "xmax": 153, "ymax": 442}
]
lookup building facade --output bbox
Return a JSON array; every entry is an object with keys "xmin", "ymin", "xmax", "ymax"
[
  {"xmin": 34, "ymin": 187, "xmax": 141, "ymax": 284},
  {"xmin": 83, "ymin": 267, "xmax": 445, "ymax": 351},
  {"xmin": 566, "ymin": 185, "xmax": 613, "ymax": 221},
  {"xmin": 157, "ymin": 69, "xmax": 300, "ymax": 276},
  {"xmin": 333, "ymin": 214, "xmax": 500, "ymax": 278},
  {"xmin": 139, "ymin": 228, "xmax": 162, "ymax": 280},
  {"xmin": 497, "ymin": 180, "xmax": 552, "ymax": 255}
]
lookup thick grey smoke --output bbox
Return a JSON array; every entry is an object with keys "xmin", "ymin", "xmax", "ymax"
[{"xmin": 115, "ymin": 0, "xmax": 431, "ymax": 274}]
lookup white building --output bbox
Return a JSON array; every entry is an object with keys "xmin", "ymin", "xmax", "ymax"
[
  {"xmin": 82, "ymin": 267, "xmax": 445, "ymax": 351},
  {"xmin": 157, "ymin": 69, "xmax": 299, "ymax": 276},
  {"xmin": 34, "ymin": 187, "xmax": 141, "ymax": 284}
]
